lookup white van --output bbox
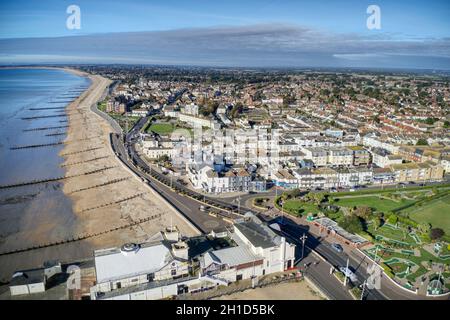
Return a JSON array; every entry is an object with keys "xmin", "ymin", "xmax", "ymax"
[{"xmin": 339, "ymin": 266, "xmax": 358, "ymax": 283}]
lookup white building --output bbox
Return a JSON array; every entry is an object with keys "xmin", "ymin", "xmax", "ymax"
[
  {"xmin": 187, "ymin": 164, "xmax": 252, "ymax": 193},
  {"xmin": 90, "ymin": 227, "xmax": 190, "ymax": 299},
  {"xmin": 371, "ymin": 148, "xmax": 403, "ymax": 168},
  {"xmin": 199, "ymin": 213, "xmax": 296, "ymax": 282},
  {"xmin": 130, "ymin": 108, "xmax": 150, "ymax": 117},
  {"xmin": 91, "ymin": 214, "xmax": 295, "ymax": 300},
  {"xmin": 362, "ymin": 134, "xmax": 399, "ymax": 154}
]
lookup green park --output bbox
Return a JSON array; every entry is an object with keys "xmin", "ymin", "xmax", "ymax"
[{"xmin": 275, "ymin": 184, "xmax": 450, "ymax": 292}]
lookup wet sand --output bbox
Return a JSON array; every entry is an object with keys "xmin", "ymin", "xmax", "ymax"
[{"xmin": 0, "ymin": 69, "xmax": 197, "ymax": 280}]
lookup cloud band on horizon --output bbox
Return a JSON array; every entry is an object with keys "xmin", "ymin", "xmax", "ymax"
[{"xmin": 0, "ymin": 24, "xmax": 449, "ymax": 69}]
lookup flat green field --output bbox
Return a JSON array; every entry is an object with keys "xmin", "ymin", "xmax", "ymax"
[
  {"xmin": 331, "ymin": 195, "xmax": 414, "ymax": 213},
  {"xmin": 282, "ymin": 200, "xmax": 320, "ymax": 216},
  {"xmin": 148, "ymin": 123, "xmax": 174, "ymax": 135},
  {"xmin": 407, "ymin": 194, "xmax": 450, "ymax": 234}
]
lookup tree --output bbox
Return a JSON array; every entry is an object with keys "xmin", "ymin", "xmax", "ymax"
[
  {"xmin": 353, "ymin": 206, "xmax": 373, "ymax": 220},
  {"xmin": 307, "ymin": 192, "xmax": 325, "ymax": 205},
  {"xmin": 416, "ymin": 138, "xmax": 428, "ymax": 146},
  {"xmin": 372, "ymin": 216, "xmax": 382, "ymax": 231},
  {"xmin": 424, "ymin": 117, "xmax": 436, "ymax": 125},
  {"xmin": 288, "ymin": 188, "xmax": 302, "ymax": 198},
  {"xmin": 339, "ymin": 215, "xmax": 364, "ymax": 234},
  {"xmin": 430, "ymin": 228, "xmax": 445, "ymax": 241}
]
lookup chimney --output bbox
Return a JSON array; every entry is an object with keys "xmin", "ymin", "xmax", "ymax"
[
  {"xmin": 163, "ymin": 226, "xmax": 180, "ymax": 242},
  {"xmin": 171, "ymin": 241, "xmax": 189, "ymax": 260}
]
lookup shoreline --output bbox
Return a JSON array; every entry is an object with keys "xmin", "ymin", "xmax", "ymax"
[
  {"xmin": 0, "ymin": 67, "xmax": 197, "ymax": 279},
  {"xmin": 60, "ymin": 68, "xmax": 199, "ymax": 247}
]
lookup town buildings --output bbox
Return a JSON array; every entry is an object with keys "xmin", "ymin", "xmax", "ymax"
[{"xmin": 90, "ymin": 213, "xmax": 295, "ymax": 300}]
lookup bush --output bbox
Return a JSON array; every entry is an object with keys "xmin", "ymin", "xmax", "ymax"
[
  {"xmin": 397, "ymin": 216, "xmax": 418, "ymax": 228},
  {"xmin": 387, "ymin": 214, "xmax": 398, "ymax": 225},
  {"xmin": 418, "ymin": 223, "xmax": 431, "ymax": 233}
]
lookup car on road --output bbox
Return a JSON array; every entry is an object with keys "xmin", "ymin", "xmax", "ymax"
[
  {"xmin": 331, "ymin": 243, "xmax": 343, "ymax": 253},
  {"xmin": 339, "ymin": 266, "xmax": 358, "ymax": 283},
  {"xmin": 200, "ymin": 205, "xmax": 210, "ymax": 212}
]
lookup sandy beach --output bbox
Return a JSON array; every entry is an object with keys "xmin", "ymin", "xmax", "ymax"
[
  {"xmin": 0, "ymin": 68, "xmax": 197, "ymax": 280},
  {"xmin": 61, "ymin": 70, "xmax": 199, "ymax": 242},
  {"xmin": 213, "ymin": 281, "xmax": 325, "ymax": 300}
]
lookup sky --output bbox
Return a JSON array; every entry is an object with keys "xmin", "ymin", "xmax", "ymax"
[{"xmin": 0, "ymin": 0, "xmax": 449, "ymax": 69}]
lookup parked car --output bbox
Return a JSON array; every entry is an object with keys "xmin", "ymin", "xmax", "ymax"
[
  {"xmin": 331, "ymin": 243, "xmax": 343, "ymax": 253},
  {"xmin": 339, "ymin": 266, "xmax": 358, "ymax": 283}
]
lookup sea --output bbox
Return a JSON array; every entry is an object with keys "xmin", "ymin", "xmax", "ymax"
[{"xmin": 0, "ymin": 68, "xmax": 90, "ymax": 265}]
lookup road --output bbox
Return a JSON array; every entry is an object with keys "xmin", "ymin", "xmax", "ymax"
[{"xmin": 276, "ymin": 219, "xmax": 386, "ymax": 300}]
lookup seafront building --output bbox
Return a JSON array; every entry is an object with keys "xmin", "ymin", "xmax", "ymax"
[{"xmin": 89, "ymin": 213, "xmax": 295, "ymax": 300}]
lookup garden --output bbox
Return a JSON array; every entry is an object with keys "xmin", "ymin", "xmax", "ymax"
[{"xmin": 275, "ymin": 184, "xmax": 450, "ymax": 292}]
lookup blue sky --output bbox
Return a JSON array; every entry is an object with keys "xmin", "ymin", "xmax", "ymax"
[{"xmin": 0, "ymin": 0, "xmax": 449, "ymax": 68}]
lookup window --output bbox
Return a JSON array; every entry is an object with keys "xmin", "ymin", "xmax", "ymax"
[{"xmin": 171, "ymin": 269, "xmax": 177, "ymax": 276}]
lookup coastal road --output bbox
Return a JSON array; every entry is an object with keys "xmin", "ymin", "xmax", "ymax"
[{"xmin": 277, "ymin": 220, "xmax": 386, "ymax": 300}]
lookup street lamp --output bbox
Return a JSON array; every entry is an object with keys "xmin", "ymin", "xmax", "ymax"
[
  {"xmin": 300, "ymin": 233, "xmax": 308, "ymax": 261},
  {"xmin": 343, "ymin": 258, "xmax": 350, "ymax": 287}
]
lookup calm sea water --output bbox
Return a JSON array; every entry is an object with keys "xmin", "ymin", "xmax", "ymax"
[
  {"xmin": 0, "ymin": 69, "xmax": 91, "ymax": 257},
  {"xmin": 0, "ymin": 68, "xmax": 90, "ymax": 185}
]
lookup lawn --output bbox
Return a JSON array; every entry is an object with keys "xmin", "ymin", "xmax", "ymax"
[
  {"xmin": 406, "ymin": 194, "xmax": 450, "ymax": 234},
  {"xmin": 282, "ymin": 199, "xmax": 321, "ymax": 216},
  {"xmin": 148, "ymin": 123, "xmax": 175, "ymax": 135},
  {"xmin": 331, "ymin": 195, "xmax": 415, "ymax": 213}
]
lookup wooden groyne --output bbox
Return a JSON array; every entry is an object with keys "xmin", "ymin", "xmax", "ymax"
[
  {"xmin": 61, "ymin": 155, "xmax": 110, "ymax": 167},
  {"xmin": 60, "ymin": 146, "xmax": 103, "ymax": 156},
  {"xmin": 0, "ymin": 213, "xmax": 163, "ymax": 256},
  {"xmin": 77, "ymin": 193, "xmax": 145, "ymax": 214},
  {"xmin": 23, "ymin": 125, "xmax": 69, "ymax": 132},
  {"xmin": 29, "ymin": 107, "xmax": 66, "ymax": 111},
  {"xmin": 21, "ymin": 114, "xmax": 67, "ymax": 120},
  {"xmin": 68, "ymin": 177, "xmax": 130, "ymax": 194},
  {"xmin": 10, "ymin": 141, "xmax": 64, "ymax": 150},
  {"xmin": 45, "ymin": 132, "xmax": 66, "ymax": 137},
  {"xmin": 0, "ymin": 166, "xmax": 117, "ymax": 190}
]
